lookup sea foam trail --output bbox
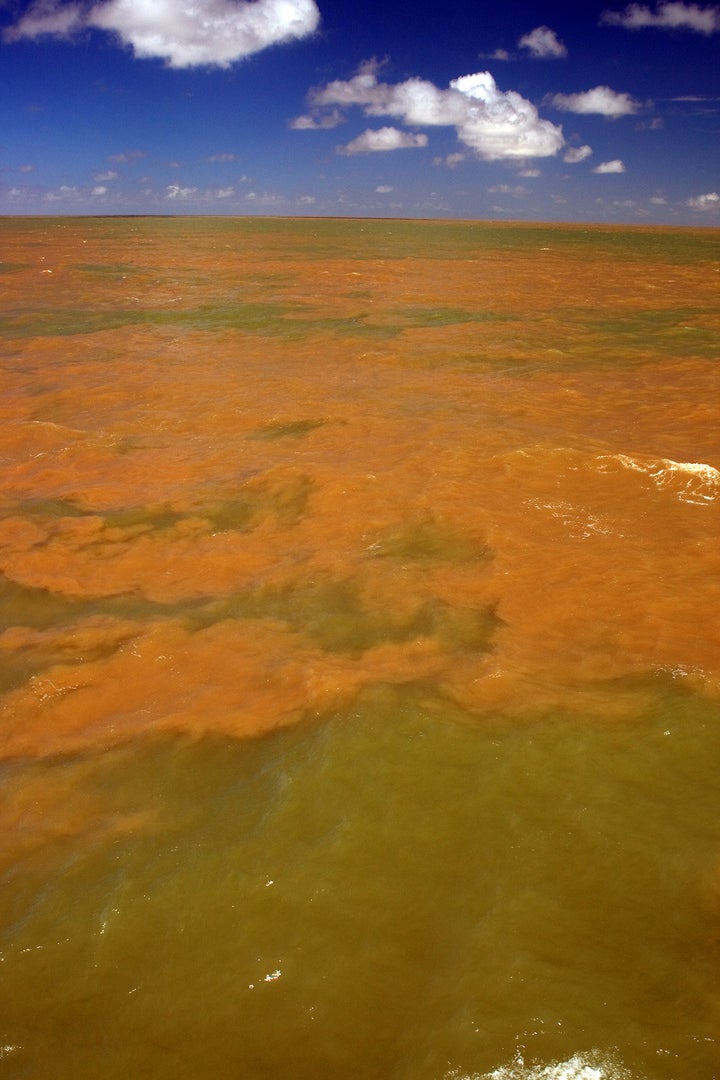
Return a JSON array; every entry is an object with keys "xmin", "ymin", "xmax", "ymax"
[
  {"xmin": 606, "ymin": 454, "xmax": 720, "ymax": 506},
  {"xmin": 448, "ymin": 1049, "xmax": 637, "ymax": 1079}
]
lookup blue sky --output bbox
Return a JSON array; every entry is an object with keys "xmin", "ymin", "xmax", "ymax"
[{"xmin": 1, "ymin": 0, "xmax": 718, "ymax": 222}]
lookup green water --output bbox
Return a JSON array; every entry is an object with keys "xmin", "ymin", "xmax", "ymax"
[{"xmin": 1, "ymin": 683, "xmax": 718, "ymax": 1079}]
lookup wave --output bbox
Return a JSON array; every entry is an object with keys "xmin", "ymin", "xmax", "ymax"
[
  {"xmin": 605, "ymin": 454, "xmax": 720, "ymax": 506},
  {"xmin": 447, "ymin": 1048, "xmax": 638, "ymax": 1080}
]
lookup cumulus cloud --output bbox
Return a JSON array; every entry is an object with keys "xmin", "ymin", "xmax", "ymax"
[
  {"xmin": 601, "ymin": 2, "xmax": 720, "ymax": 33},
  {"xmin": 338, "ymin": 127, "xmax": 428, "ymax": 154},
  {"xmin": 548, "ymin": 85, "xmax": 641, "ymax": 117},
  {"xmin": 564, "ymin": 144, "xmax": 593, "ymax": 163},
  {"xmin": 686, "ymin": 190, "xmax": 720, "ymax": 208},
  {"xmin": 375, "ymin": 184, "xmax": 394, "ymax": 193},
  {"xmin": 94, "ymin": 169, "xmax": 118, "ymax": 181},
  {"xmin": 304, "ymin": 62, "xmax": 564, "ymax": 160},
  {"xmin": 436, "ymin": 152, "xmax": 467, "ymax": 168},
  {"xmin": 4, "ymin": 0, "xmax": 321, "ymax": 68},
  {"xmin": 593, "ymin": 159, "xmax": 626, "ymax": 172},
  {"xmin": 519, "ymin": 26, "xmax": 568, "ymax": 58},
  {"xmin": 166, "ymin": 183, "xmax": 198, "ymax": 199},
  {"xmin": 289, "ymin": 109, "xmax": 345, "ymax": 130}
]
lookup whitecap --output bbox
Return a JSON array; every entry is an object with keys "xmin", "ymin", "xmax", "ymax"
[
  {"xmin": 608, "ymin": 454, "xmax": 720, "ymax": 506},
  {"xmin": 445, "ymin": 1047, "xmax": 638, "ymax": 1080}
]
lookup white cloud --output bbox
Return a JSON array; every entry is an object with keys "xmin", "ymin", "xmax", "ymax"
[
  {"xmin": 480, "ymin": 48, "xmax": 511, "ymax": 61},
  {"xmin": 43, "ymin": 185, "xmax": 81, "ymax": 202},
  {"xmin": 5, "ymin": 0, "xmax": 321, "ymax": 68},
  {"xmin": 518, "ymin": 167, "xmax": 541, "ymax": 176},
  {"xmin": 686, "ymin": 190, "xmax": 720, "ymax": 209},
  {"xmin": 108, "ymin": 149, "xmax": 146, "ymax": 163},
  {"xmin": 4, "ymin": 0, "xmax": 84, "ymax": 39},
  {"xmin": 564, "ymin": 144, "xmax": 593, "ymax": 163},
  {"xmin": 548, "ymin": 86, "xmax": 641, "ymax": 117},
  {"xmin": 487, "ymin": 183, "xmax": 527, "ymax": 196},
  {"xmin": 593, "ymin": 159, "xmax": 626, "ymax": 172},
  {"xmin": 244, "ymin": 191, "xmax": 286, "ymax": 207},
  {"xmin": 207, "ymin": 152, "xmax": 239, "ymax": 163},
  {"xmin": 601, "ymin": 2, "xmax": 720, "ymax": 33},
  {"xmin": 636, "ymin": 115, "xmax": 664, "ymax": 129},
  {"xmin": 338, "ymin": 127, "xmax": 428, "ymax": 154},
  {"xmin": 375, "ymin": 184, "xmax": 394, "ymax": 193},
  {"xmin": 94, "ymin": 170, "xmax": 118, "ymax": 181},
  {"xmin": 306, "ymin": 63, "xmax": 564, "ymax": 160},
  {"xmin": 91, "ymin": 186, "xmax": 108, "ymax": 196},
  {"xmin": 166, "ymin": 183, "xmax": 198, "ymax": 199},
  {"xmin": 436, "ymin": 152, "xmax": 466, "ymax": 168},
  {"xmin": 519, "ymin": 26, "xmax": 568, "ymax": 58},
  {"xmin": 289, "ymin": 109, "xmax": 345, "ymax": 130}
]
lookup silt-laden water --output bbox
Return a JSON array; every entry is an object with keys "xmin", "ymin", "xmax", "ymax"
[{"xmin": 0, "ymin": 217, "xmax": 718, "ymax": 1079}]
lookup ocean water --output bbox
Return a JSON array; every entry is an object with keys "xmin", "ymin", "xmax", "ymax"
[{"xmin": 0, "ymin": 217, "xmax": 718, "ymax": 1079}]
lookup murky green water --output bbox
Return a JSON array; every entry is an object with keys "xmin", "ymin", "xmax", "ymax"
[
  {"xmin": 0, "ymin": 217, "xmax": 718, "ymax": 1078},
  {"xmin": 2, "ymin": 685, "xmax": 719, "ymax": 1079}
]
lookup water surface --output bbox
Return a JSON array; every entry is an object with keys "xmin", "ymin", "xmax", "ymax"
[{"xmin": 0, "ymin": 217, "xmax": 718, "ymax": 1079}]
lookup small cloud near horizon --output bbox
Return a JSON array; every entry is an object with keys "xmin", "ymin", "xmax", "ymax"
[
  {"xmin": 108, "ymin": 149, "xmax": 146, "ymax": 164},
  {"xmin": 686, "ymin": 190, "xmax": 719, "ymax": 209}
]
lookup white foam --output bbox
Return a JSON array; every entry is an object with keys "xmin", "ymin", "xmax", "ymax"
[
  {"xmin": 609, "ymin": 454, "xmax": 720, "ymax": 505},
  {"xmin": 527, "ymin": 498, "xmax": 620, "ymax": 538},
  {"xmin": 446, "ymin": 1048, "xmax": 637, "ymax": 1080}
]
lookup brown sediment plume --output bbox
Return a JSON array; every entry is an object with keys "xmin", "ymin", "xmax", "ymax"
[{"xmin": 1, "ymin": 218, "xmax": 719, "ymax": 759}]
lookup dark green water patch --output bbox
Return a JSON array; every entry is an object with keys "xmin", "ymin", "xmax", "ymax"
[
  {"xmin": 367, "ymin": 517, "xmax": 492, "ymax": 565},
  {"xmin": 5, "ymin": 496, "xmax": 89, "ymax": 521},
  {"xmin": 250, "ymin": 418, "xmax": 332, "ymax": 440},
  {"xmin": 0, "ymin": 575, "xmax": 195, "ymax": 634},
  {"xmin": 584, "ymin": 308, "xmax": 719, "ymax": 359},
  {"xmin": 192, "ymin": 575, "xmax": 500, "ymax": 655},
  {"xmin": 0, "ymin": 301, "xmax": 301, "ymax": 339},
  {"xmin": 171, "ymin": 472, "xmax": 313, "ymax": 531},
  {"xmin": 6, "ymin": 473, "xmax": 313, "ymax": 538},
  {"xmin": 398, "ymin": 305, "xmax": 511, "ymax": 329},
  {"xmin": 0, "ymin": 302, "xmax": 437, "ymax": 342},
  {"xmin": 73, "ymin": 263, "xmax": 140, "ymax": 278}
]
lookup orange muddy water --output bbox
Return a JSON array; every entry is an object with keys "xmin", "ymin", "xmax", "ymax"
[{"xmin": 0, "ymin": 217, "xmax": 718, "ymax": 1080}]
